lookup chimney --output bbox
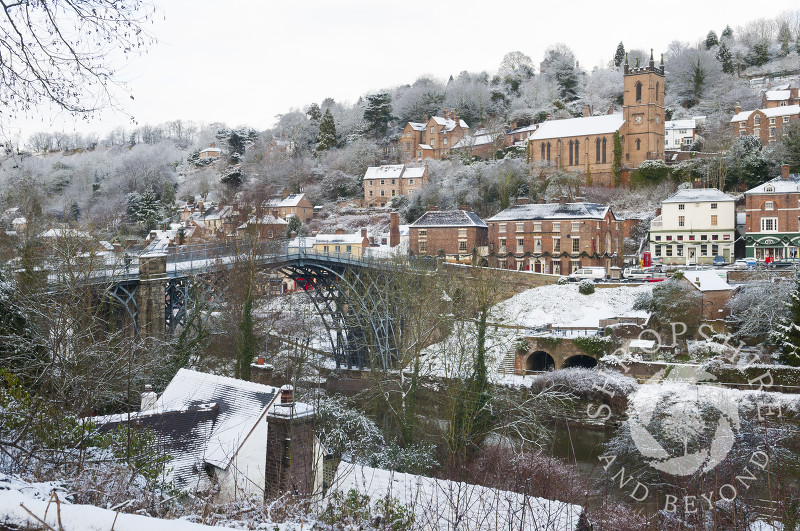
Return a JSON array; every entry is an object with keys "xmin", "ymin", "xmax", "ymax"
[
  {"xmin": 734, "ymin": 102, "xmax": 741, "ymax": 115},
  {"xmin": 361, "ymin": 227, "xmax": 367, "ymax": 239},
  {"xmin": 141, "ymin": 384, "xmax": 158, "ymax": 411},
  {"xmin": 280, "ymin": 384, "xmax": 294, "ymax": 405},
  {"xmin": 782, "ymin": 164, "xmax": 791, "ymax": 180},
  {"xmin": 607, "ymin": 106, "xmax": 614, "ymax": 115},
  {"xmin": 427, "ymin": 205, "xmax": 438, "ymax": 211},
  {"xmin": 515, "ymin": 197, "xmax": 531, "ymax": 205},
  {"xmin": 573, "ymin": 197, "xmax": 585, "ymax": 203},
  {"xmin": 282, "ymin": 187, "xmax": 290, "ymax": 199},
  {"xmin": 335, "ymin": 228, "xmax": 345, "ymax": 235},
  {"xmin": 459, "ymin": 204, "xmax": 471, "ymax": 212},
  {"xmin": 272, "ymin": 209, "xmax": 279, "ymax": 218},
  {"xmin": 389, "ymin": 212, "xmax": 400, "ymax": 247},
  {"xmin": 210, "ymin": 142, "xmax": 216, "ymax": 148},
  {"xmin": 656, "ymin": 207, "xmax": 662, "ymax": 216},
  {"xmin": 198, "ymin": 200, "xmax": 205, "ymax": 213},
  {"xmin": 582, "ymin": 105, "xmax": 590, "ymax": 117}
]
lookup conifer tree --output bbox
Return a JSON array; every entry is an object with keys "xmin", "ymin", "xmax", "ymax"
[
  {"xmin": 307, "ymin": 102, "xmax": 322, "ymax": 123},
  {"xmin": 614, "ymin": 42, "xmax": 625, "ymax": 67},
  {"xmin": 716, "ymin": 41, "xmax": 735, "ymax": 74},
  {"xmin": 316, "ymin": 108, "xmax": 337, "ymax": 152},
  {"xmin": 137, "ymin": 186, "xmax": 160, "ymax": 230},
  {"xmin": 721, "ymin": 25, "xmax": 733, "ymax": 39},
  {"xmin": 777, "ymin": 22, "xmax": 792, "ymax": 57},
  {"xmin": 705, "ymin": 30, "xmax": 719, "ymax": 49},
  {"xmin": 363, "ymin": 92, "xmax": 393, "ymax": 139},
  {"xmin": 774, "ymin": 272, "xmax": 800, "ymax": 367}
]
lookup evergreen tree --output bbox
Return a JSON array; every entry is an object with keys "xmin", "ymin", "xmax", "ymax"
[
  {"xmin": 774, "ymin": 272, "xmax": 800, "ymax": 367},
  {"xmin": 783, "ymin": 123, "xmax": 800, "ymax": 172},
  {"xmin": 307, "ymin": 102, "xmax": 322, "ymax": 123},
  {"xmin": 777, "ymin": 22, "xmax": 792, "ymax": 57},
  {"xmin": 721, "ymin": 25, "xmax": 733, "ymax": 39},
  {"xmin": 705, "ymin": 30, "xmax": 719, "ymax": 49},
  {"xmin": 286, "ymin": 215, "xmax": 302, "ymax": 237},
  {"xmin": 614, "ymin": 42, "xmax": 625, "ymax": 67},
  {"xmin": 749, "ymin": 40, "xmax": 770, "ymax": 66},
  {"xmin": 137, "ymin": 186, "xmax": 161, "ymax": 230},
  {"xmin": 363, "ymin": 92, "xmax": 393, "ymax": 139},
  {"xmin": 161, "ymin": 181, "xmax": 176, "ymax": 216},
  {"xmin": 316, "ymin": 108, "xmax": 337, "ymax": 152},
  {"xmin": 716, "ymin": 41, "xmax": 735, "ymax": 74}
]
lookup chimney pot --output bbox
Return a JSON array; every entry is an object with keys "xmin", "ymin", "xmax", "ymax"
[
  {"xmin": 141, "ymin": 384, "xmax": 158, "ymax": 411},
  {"xmin": 608, "ymin": 106, "xmax": 614, "ymax": 115},
  {"xmin": 280, "ymin": 384, "xmax": 294, "ymax": 405},
  {"xmin": 782, "ymin": 164, "xmax": 791, "ymax": 180},
  {"xmin": 361, "ymin": 227, "xmax": 367, "ymax": 239},
  {"xmin": 515, "ymin": 197, "xmax": 530, "ymax": 205},
  {"xmin": 734, "ymin": 102, "xmax": 741, "ymax": 114},
  {"xmin": 427, "ymin": 205, "xmax": 438, "ymax": 211},
  {"xmin": 459, "ymin": 204, "xmax": 471, "ymax": 211},
  {"xmin": 335, "ymin": 228, "xmax": 345, "ymax": 235},
  {"xmin": 582, "ymin": 105, "xmax": 590, "ymax": 117}
]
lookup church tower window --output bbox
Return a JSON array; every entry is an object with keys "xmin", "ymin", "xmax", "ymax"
[{"xmin": 635, "ymin": 81, "xmax": 642, "ymax": 102}]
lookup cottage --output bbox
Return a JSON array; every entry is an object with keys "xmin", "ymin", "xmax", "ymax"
[
  {"xmin": 664, "ymin": 116, "xmax": 704, "ymax": 150},
  {"xmin": 649, "ymin": 188, "xmax": 736, "ymax": 265},
  {"xmin": 264, "ymin": 190, "xmax": 314, "ymax": 223},
  {"xmin": 363, "ymin": 164, "xmax": 427, "ymax": 207},
  {"xmin": 486, "ymin": 199, "xmax": 623, "ymax": 274},
  {"xmin": 730, "ymin": 103, "xmax": 799, "ymax": 146},
  {"xmin": 409, "ymin": 208, "xmax": 488, "ymax": 263},
  {"xmin": 682, "ymin": 270, "xmax": 734, "ymax": 321}
]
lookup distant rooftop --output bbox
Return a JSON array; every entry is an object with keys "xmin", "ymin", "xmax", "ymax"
[
  {"xmin": 410, "ymin": 210, "xmax": 487, "ymax": 228},
  {"xmin": 529, "ymin": 114, "xmax": 624, "ymax": 141},
  {"xmin": 487, "ymin": 202, "xmax": 611, "ymax": 222},
  {"xmin": 662, "ymin": 188, "xmax": 735, "ymax": 203}
]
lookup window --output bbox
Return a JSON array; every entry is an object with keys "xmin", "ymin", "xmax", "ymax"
[
  {"xmin": 781, "ymin": 102, "xmax": 787, "ymax": 107},
  {"xmin": 740, "ymin": 122, "xmax": 745, "ymax": 129},
  {"xmin": 391, "ymin": 179, "xmax": 396, "ymax": 184},
  {"xmin": 268, "ymin": 230, "xmax": 273, "ymax": 238},
  {"xmin": 458, "ymin": 228, "xmax": 467, "ymax": 238},
  {"xmin": 666, "ymin": 246, "xmax": 673, "ymax": 257},
  {"xmin": 655, "ymin": 245, "xmax": 662, "ymax": 257},
  {"xmin": 754, "ymin": 115, "xmax": 761, "ymax": 126},
  {"xmin": 533, "ymin": 222, "xmax": 542, "ymax": 232},
  {"xmin": 405, "ymin": 142, "xmax": 410, "ymax": 150},
  {"xmin": 700, "ymin": 244, "xmax": 707, "ymax": 256},
  {"xmin": 711, "ymin": 215, "xmax": 718, "ymax": 226},
  {"xmin": 380, "ymin": 179, "xmax": 385, "ymax": 185},
  {"xmin": 553, "ymin": 222, "xmax": 560, "ymax": 232},
  {"xmin": 635, "ymin": 81, "xmax": 642, "ymax": 102},
  {"xmin": 678, "ymin": 216, "xmax": 685, "ymax": 227},
  {"xmin": 676, "ymin": 245, "xmax": 683, "ymax": 257},
  {"xmin": 499, "ymin": 223, "xmax": 506, "ymax": 233},
  {"xmin": 499, "ymin": 238, "xmax": 506, "ymax": 251},
  {"xmin": 701, "ymin": 235, "xmax": 707, "ymax": 240},
  {"xmin": 765, "ymin": 201, "xmax": 775, "ymax": 210},
  {"xmin": 323, "ymin": 245, "xmax": 329, "ymax": 253},
  {"xmin": 596, "ymin": 139, "xmax": 601, "ymax": 163},
  {"xmin": 655, "ymin": 235, "xmax": 661, "ymax": 241},
  {"xmin": 443, "ymin": 138, "xmax": 447, "ymax": 145},
  {"xmin": 419, "ymin": 241, "xmax": 427, "ymax": 252},
  {"xmin": 534, "ymin": 237, "xmax": 542, "ymax": 252},
  {"xmin": 754, "ymin": 128, "xmax": 760, "ymax": 137},
  {"xmin": 711, "ymin": 203, "xmax": 717, "ymax": 209},
  {"xmin": 553, "ymin": 237, "xmax": 561, "ymax": 253},
  {"xmin": 517, "ymin": 223, "xmax": 524, "ymax": 232},
  {"xmin": 666, "ymin": 235, "xmax": 672, "ymax": 241},
  {"xmin": 689, "ymin": 235, "xmax": 695, "ymax": 240},
  {"xmin": 430, "ymin": 139, "xmax": 435, "ymax": 147},
  {"xmin": 459, "ymin": 241, "xmax": 468, "ymax": 251},
  {"xmin": 541, "ymin": 143, "xmax": 545, "ymax": 161},
  {"xmin": 770, "ymin": 118, "xmax": 776, "ymax": 125},
  {"xmin": 784, "ymin": 116, "xmax": 790, "ymax": 123},
  {"xmin": 546, "ymin": 142, "xmax": 551, "ymax": 165},
  {"xmin": 678, "ymin": 204, "xmax": 685, "ymax": 210},
  {"xmin": 677, "ymin": 235, "xmax": 684, "ymax": 241},
  {"xmin": 712, "ymin": 234, "xmax": 719, "ymax": 241},
  {"xmin": 369, "ymin": 190, "xmax": 373, "ymax": 196},
  {"xmin": 765, "ymin": 186, "xmax": 774, "ymax": 192},
  {"xmin": 369, "ymin": 180, "xmax": 373, "ymax": 186},
  {"xmin": 770, "ymin": 127, "xmax": 776, "ymax": 138},
  {"xmin": 571, "ymin": 222, "xmax": 580, "ymax": 232},
  {"xmin": 572, "ymin": 238, "xmax": 580, "ymax": 253},
  {"xmin": 409, "ymin": 179, "xmax": 414, "ymax": 184},
  {"xmin": 712, "ymin": 244, "xmax": 718, "ymax": 255},
  {"xmin": 636, "ymin": 138, "xmax": 641, "ymax": 150},
  {"xmin": 499, "ymin": 259, "xmax": 506, "ymax": 269},
  {"xmin": 568, "ymin": 140, "xmax": 574, "ymax": 166},
  {"xmin": 761, "ymin": 218, "xmax": 778, "ymax": 232},
  {"xmin": 418, "ymin": 230, "xmax": 427, "ymax": 237},
  {"xmin": 574, "ymin": 140, "xmax": 579, "ymax": 165},
  {"xmin": 380, "ymin": 190, "xmax": 385, "ymax": 196},
  {"xmin": 602, "ymin": 137, "xmax": 607, "ymax": 163},
  {"xmin": 517, "ymin": 238, "xmax": 524, "ymax": 249},
  {"xmin": 335, "ymin": 245, "xmax": 341, "ymax": 253},
  {"xmin": 430, "ymin": 126, "xmax": 434, "ymax": 134}
]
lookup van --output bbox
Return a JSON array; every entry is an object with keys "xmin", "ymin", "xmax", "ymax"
[
  {"xmin": 569, "ymin": 267, "xmax": 607, "ymax": 281},
  {"xmin": 623, "ymin": 268, "xmax": 652, "ymax": 280}
]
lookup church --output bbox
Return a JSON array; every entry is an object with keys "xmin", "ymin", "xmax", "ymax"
[{"xmin": 527, "ymin": 52, "xmax": 665, "ymax": 187}]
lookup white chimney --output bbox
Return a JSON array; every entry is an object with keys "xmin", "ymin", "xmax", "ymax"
[{"xmin": 141, "ymin": 384, "xmax": 158, "ymax": 411}]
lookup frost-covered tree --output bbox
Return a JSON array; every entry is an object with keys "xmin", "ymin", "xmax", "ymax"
[
  {"xmin": 136, "ymin": 186, "xmax": 161, "ymax": 230},
  {"xmin": 614, "ymin": 42, "xmax": 625, "ymax": 67},
  {"xmin": 777, "ymin": 22, "xmax": 792, "ymax": 57},
  {"xmin": 392, "ymin": 77, "xmax": 445, "ymax": 124},
  {"xmin": 782, "ymin": 122, "xmax": 800, "ymax": 172},
  {"xmin": 363, "ymin": 92, "xmax": 393, "ymax": 140},
  {"xmin": 307, "ymin": 102, "xmax": 322, "ymax": 124},
  {"xmin": 543, "ymin": 44, "xmax": 580, "ymax": 102},
  {"xmin": 665, "ymin": 45, "xmax": 723, "ymax": 108},
  {"xmin": 728, "ymin": 278, "xmax": 790, "ymax": 341},
  {"xmin": 716, "ymin": 40, "xmax": 736, "ymax": 74},
  {"xmin": 316, "ymin": 108, "xmax": 337, "ymax": 153},
  {"xmin": 722, "ymin": 25, "xmax": 734, "ymax": 39},
  {"xmin": 583, "ymin": 68, "xmax": 623, "ymax": 115},
  {"xmin": 498, "ymin": 51, "xmax": 535, "ymax": 79},
  {"xmin": 705, "ymin": 30, "xmax": 719, "ymax": 49},
  {"xmin": 773, "ymin": 272, "xmax": 800, "ymax": 366}
]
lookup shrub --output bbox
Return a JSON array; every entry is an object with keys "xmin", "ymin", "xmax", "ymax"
[
  {"xmin": 573, "ymin": 335, "xmax": 613, "ymax": 357},
  {"xmin": 557, "ymin": 276, "xmax": 569, "ymax": 285},
  {"xmin": 578, "ymin": 279, "xmax": 595, "ymax": 295}
]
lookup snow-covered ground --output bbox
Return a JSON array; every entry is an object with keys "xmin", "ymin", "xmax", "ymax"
[{"xmin": 493, "ymin": 283, "xmax": 652, "ymax": 329}]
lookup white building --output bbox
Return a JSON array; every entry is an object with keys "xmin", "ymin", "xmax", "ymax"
[
  {"xmin": 664, "ymin": 116, "xmax": 704, "ymax": 150},
  {"xmin": 649, "ymin": 188, "xmax": 736, "ymax": 265}
]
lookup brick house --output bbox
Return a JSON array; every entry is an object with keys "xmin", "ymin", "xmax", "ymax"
[
  {"xmin": 486, "ymin": 199, "xmax": 624, "ymax": 275},
  {"xmin": 761, "ymin": 84, "xmax": 799, "ymax": 108},
  {"xmin": 648, "ymin": 188, "xmax": 736, "ymax": 265},
  {"xmin": 730, "ymin": 103, "xmax": 799, "ymax": 146},
  {"xmin": 409, "ymin": 208, "xmax": 488, "ymax": 263},
  {"xmin": 363, "ymin": 164, "xmax": 428, "ymax": 207},
  {"xmin": 527, "ymin": 53, "xmax": 665, "ymax": 186},
  {"xmin": 399, "ymin": 109, "xmax": 469, "ymax": 162},
  {"xmin": 682, "ymin": 270, "xmax": 734, "ymax": 321},
  {"xmin": 743, "ymin": 165, "xmax": 800, "ymax": 262},
  {"xmin": 236, "ymin": 212, "xmax": 289, "ymax": 241},
  {"xmin": 264, "ymin": 190, "xmax": 314, "ymax": 223}
]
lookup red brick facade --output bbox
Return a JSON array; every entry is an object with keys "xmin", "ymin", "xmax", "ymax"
[{"xmin": 409, "ymin": 209, "xmax": 488, "ymax": 262}]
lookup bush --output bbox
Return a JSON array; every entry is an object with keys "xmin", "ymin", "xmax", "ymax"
[
  {"xmin": 578, "ymin": 279, "xmax": 595, "ymax": 295},
  {"xmin": 557, "ymin": 276, "xmax": 569, "ymax": 285}
]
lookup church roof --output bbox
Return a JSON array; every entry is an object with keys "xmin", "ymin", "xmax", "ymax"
[{"xmin": 529, "ymin": 114, "xmax": 624, "ymax": 141}]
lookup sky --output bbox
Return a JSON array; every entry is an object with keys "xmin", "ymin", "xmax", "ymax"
[{"xmin": 9, "ymin": 0, "xmax": 800, "ymax": 144}]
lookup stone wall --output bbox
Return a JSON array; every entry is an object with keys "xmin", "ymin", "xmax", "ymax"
[{"xmin": 514, "ymin": 336, "xmax": 602, "ymax": 374}]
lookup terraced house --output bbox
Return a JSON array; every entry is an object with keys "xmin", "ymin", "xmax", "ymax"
[
  {"xmin": 363, "ymin": 164, "xmax": 428, "ymax": 207},
  {"xmin": 486, "ymin": 199, "xmax": 624, "ymax": 274},
  {"xmin": 648, "ymin": 188, "xmax": 736, "ymax": 265},
  {"xmin": 744, "ymin": 165, "xmax": 800, "ymax": 262}
]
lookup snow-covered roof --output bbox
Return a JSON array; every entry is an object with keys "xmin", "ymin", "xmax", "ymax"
[
  {"xmin": 266, "ymin": 193, "xmax": 308, "ymax": 208},
  {"xmin": 408, "ymin": 122, "xmax": 426, "ymax": 131},
  {"xmin": 684, "ymin": 270, "xmax": 732, "ymax": 292},
  {"xmin": 419, "ymin": 144, "xmax": 433, "ymax": 150},
  {"xmin": 431, "ymin": 115, "xmax": 469, "ymax": 131},
  {"xmin": 410, "ymin": 210, "xmax": 487, "ymax": 228},
  {"xmin": 662, "ymin": 188, "xmax": 734, "ymax": 204},
  {"xmin": 363, "ymin": 164, "xmax": 405, "ymax": 180},
  {"xmin": 329, "ymin": 462, "xmax": 583, "ymax": 531},
  {"xmin": 452, "ymin": 133, "xmax": 497, "ymax": 149},
  {"xmin": 745, "ymin": 173, "xmax": 800, "ymax": 194},
  {"xmin": 731, "ymin": 104, "xmax": 800, "ymax": 122},
  {"xmin": 529, "ymin": 114, "xmax": 624, "ymax": 141},
  {"xmin": 404, "ymin": 166, "xmax": 426, "ymax": 178},
  {"xmin": 199, "ymin": 147, "xmax": 221, "ymax": 154},
  {"xmin": 765, "ymin": 89, "xmax": 791, "ymax": 101},
  {"xmin": 510, "ymin": 123, "xmax": 538, "ymax": 134},
  {"xmin": 487, "ymin": 202, "xmax": 611, "ymax": 222},
  {"xmin": 238, "ymin": 214, "xmax": 288, "ymax": 230},
  {"xmin": 315, "ymin": 232, "xmax": 366, "ymax": 245},
  {"xmin": 199, "ymin": 205, "xmax": 233, "ymax": 221},
  {"xmin": 665, "ymin": 119, "xmax": 697, "ymax": 130},
  {"xmin": 91, "ymin": 369, "xmax": 279, "ymax": 491}
]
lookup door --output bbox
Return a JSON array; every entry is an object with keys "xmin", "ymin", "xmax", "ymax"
[
  {"xmin": 553, "ymin": 263, "xmax": 560, "ymax": 275},
  {"xmin": 534, "ymin": 261, "xmax": 542, "ymax": 273},
  {"xmin": 688, "ymin": 248, "xmax": 696, "ymax": 264}
]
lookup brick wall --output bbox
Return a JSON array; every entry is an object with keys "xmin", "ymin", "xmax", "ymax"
[
  {"xmin": 410, "ymin": 225, "xmax": 488, "ymax": 257},
  {"xmin": 265, "ymin": 407, "xmax": 317, "ymax": 497}
]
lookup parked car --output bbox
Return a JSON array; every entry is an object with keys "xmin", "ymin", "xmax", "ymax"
[
  {"xmin": 733, "ymin": 258, "xmax": 757, "ymax": 270},
  {"xmin": 713, "ymin": 256, "xmax": 726, "ymax": 266},
  {"xmin": 769, "ymin": 260, "xmax": 796, "ymax": 269},
  {"xmin": 623, "ymin": 268, "xmax": 652, "ymax": 281},
  {"xmin": 569, "ymin": 267, "xmax": 607, "ymax": 282}
]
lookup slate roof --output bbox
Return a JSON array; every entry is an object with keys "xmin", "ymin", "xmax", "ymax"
[
  {"xmin": 765, "ymin": 89, "xmax": 791, "ymax": 101},
  {"xmin": 363, "ymin": 164, "xmax": 405, "ymax": 180},
  {"xmin": 730, "ymin": 105, "xmax": 800, "ymax": 122},
  {"xmin": 662, "ymin": 188, "xmax": 735, "ymax": 203},
  {"xmin": 91, "ymin": 369, "xmax": 279, "ymax": 491},
  {"xmin": 665, "ymin": 119, "xmax": 697, "ymax": 130},
  {"xmin": 410, "ymin": 210, "xmax": 487, "ymax": 228},
  {"xmin": 487, "ymin": 202, "xmax": 611, "ymax": 222},
  {"xmin": 265, "ymin": 193, "xmax": 309, "ymax": 208},
  {"xmin": 745, "ymin": 173, "xmax": 800, "ymax": 194},
  {"xmin": 431, "ymin": 115, "xmax": 469, "ymax": 130},
  {"xmin": 529, "ymin": 114, "xmax": 624, "ymax": 141},
  {"xmin": 315, "ymin": 233, "xmax": 366, "ymax": 245}
]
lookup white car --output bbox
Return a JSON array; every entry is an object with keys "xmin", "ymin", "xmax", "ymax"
[{"xmin": 623, "ymin": 268, "xmax": 652, "ymax": 280}]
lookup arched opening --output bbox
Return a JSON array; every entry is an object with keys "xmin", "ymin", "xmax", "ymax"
[
  {"xmin": 526, "ymin": 351, "xmax": 555, "ymax": 372},
  {"xmin": 635, "ymin": 81, "xmax": 642, "ymax": 102},
  {"xmin": 562, "ymin": 355, "xmax": 598, "ymax": 369}
]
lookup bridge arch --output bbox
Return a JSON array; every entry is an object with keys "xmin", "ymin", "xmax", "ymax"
[
  {"xmin": 525, "ymin": 351, "xmax": 555, "ymax": 372},
  {"xmin": 562, "ymin": 354, "xmax": 598, "ymax": 369}
]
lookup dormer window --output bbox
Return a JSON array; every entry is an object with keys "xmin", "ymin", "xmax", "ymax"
[{"xmin": 765, "ymin": 185, "xmax": 774, "ymax": 192}]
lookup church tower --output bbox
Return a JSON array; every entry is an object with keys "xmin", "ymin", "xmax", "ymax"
[{"xmin": 622, "ymin": 50, "xmax": 665, "ymax": 167}]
